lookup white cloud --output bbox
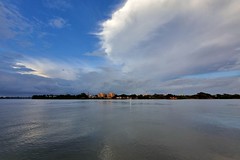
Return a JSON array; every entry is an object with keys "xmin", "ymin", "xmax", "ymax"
[
  {"xmin": 98, "ymin": 0, "xmax": 240, "ymax": 84},
  {"xmin": 49, "ymin": 17, "xmax": 68, "ymax": 29},
  {"xmin": 16, "ymin": 57, "xmax": 97, "ymax": 80}
]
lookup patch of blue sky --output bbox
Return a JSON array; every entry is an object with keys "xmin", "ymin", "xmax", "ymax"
[{"xmin": 183, "ymin": 71, "xmax": 240, "ymax": 79}]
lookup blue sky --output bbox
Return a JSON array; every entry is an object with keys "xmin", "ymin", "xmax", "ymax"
[
  {"xmin": 1, "ymin": 0, "xmax": 121, "ymax": 58},
  {"xmin": 0, "ymin": 0, "xmax": 240, "ymax": 96}
]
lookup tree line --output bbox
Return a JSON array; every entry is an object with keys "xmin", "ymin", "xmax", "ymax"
[{"xmin": 31, "ymin": 92, "xmax": 240, "ymax": 99}]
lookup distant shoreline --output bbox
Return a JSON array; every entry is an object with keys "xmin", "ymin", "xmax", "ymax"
[{"xmin": 1, "ymin": 92, "xmax": 240, "ymax": 99}]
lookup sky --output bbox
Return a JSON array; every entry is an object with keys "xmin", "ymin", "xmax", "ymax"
[{"xmin": 0, "ymin": 0, "xmax": 240, "ymax": 96}]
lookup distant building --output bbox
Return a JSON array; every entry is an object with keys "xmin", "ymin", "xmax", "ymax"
[
  {"xmin": 107, "ymin": 92, "xmax": 116, "ymax": 99},
  {"xmin": 97, "ymin": 93, "xmax": 106, "ymax": 98},
  {"xmin": 88, "ymin": 95, "xmax": 97, "ymax": 99}
]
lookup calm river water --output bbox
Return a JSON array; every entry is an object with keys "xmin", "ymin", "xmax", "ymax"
[{"xmin": 0, "ymin": 99, "xmax": 240, "ymax": 160}]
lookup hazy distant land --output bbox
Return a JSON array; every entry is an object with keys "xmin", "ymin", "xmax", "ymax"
[{"xmin": 1, "ymin": 92, "xmax": 239, "ymax": 99}]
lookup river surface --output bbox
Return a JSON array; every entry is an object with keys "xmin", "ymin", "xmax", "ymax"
[{"xmin": 0, "ymin": 99, "xmax": 240, "ymax": 160}]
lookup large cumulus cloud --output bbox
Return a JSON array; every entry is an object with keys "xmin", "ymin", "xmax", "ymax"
[{"xmin": 98, "ymin": 0, "xmax": 240, "ymax": 82}]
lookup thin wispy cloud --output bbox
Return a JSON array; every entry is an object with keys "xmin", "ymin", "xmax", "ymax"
[
  {"xmin": 15, "ymin": 58, "xmax": 76, "ymax": 80},
  {"xmin": 0, "ymin": 1, "xmax": 54, "ymax": 50},
  {"xmin": 49, "ymin": 17, "xmax": 68, "ymax": 29},
  {"xmin": 158, "ymin": 76, "xmax": 240, "ymax": 94},
  {"xmin": 16, "ymin": 56, "xmax": 100, "ymax": 80},
  {"xmin": 0, "ymin": 1, "xmax": 32, "ymax": 39}
]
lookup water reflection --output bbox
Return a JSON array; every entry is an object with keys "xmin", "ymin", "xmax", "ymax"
[
  {"xmin": 99, "ymin": 144, "xmax": 114, "ymax": 160},
  {"xmin": 0, "ymin": 99, "xmax": 239, "ymax": 160}
]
